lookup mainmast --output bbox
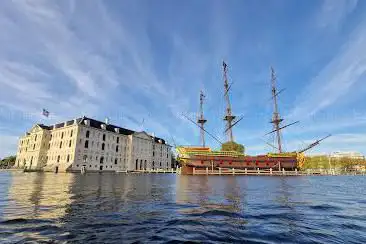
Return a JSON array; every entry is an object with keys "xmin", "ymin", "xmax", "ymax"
[
  {"xmin": 270, "ymin": 67, "xmax": 284, "ymax": 153},
  {"xmin": 223, "ymin": 61, "xmax": 236, "ymax": 142},
  {"xmin": 197, "ymin": 90, "xmax": 207, "ymax": 147}
]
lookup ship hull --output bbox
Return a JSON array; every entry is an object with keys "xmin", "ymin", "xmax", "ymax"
[{"xmin": 180, "ymin": 154, "xmax": 298, "ymax": 175}]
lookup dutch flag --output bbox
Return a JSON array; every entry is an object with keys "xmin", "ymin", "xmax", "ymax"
[{"xmin": 42, "ymin": 109, "xmax": 50, "ymax": 117}]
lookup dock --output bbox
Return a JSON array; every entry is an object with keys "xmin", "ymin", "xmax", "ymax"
[{"xmin": 118, "ymin": 167, "xmax": 366, "ymax": 176}]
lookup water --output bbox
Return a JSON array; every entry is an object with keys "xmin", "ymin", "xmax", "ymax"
[{"xmin": 0, "ymin": 172, "xmax": 365, "ymax": 243}]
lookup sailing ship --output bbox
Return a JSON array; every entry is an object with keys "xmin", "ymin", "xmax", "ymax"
[{"xmin": 177, "ymin": 62, "xmax": 330, "ymax": 175}]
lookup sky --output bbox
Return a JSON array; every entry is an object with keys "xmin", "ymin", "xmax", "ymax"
[{"xmin": 0, "ymin": 0, "xmax": 366, "ymax": 158}]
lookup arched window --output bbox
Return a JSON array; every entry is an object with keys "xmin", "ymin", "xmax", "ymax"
[
  {"xmin": 140, "ymin": 159, "xmax": 143, "ymax": 170},
  {"xmin": 136, "ymin": 159, "xmax": 138, "ymax": 170},
  {"xmin": 83, "ymin": 155, "xmax": 87, "ymax": 162},
  {"xmin": 86, "ymin": 130, "xmax": 90, "ymax": 138},
  {"xmin": 117, "ymin": 137, "xmax": 119, "ymax": 143},
  {"xmin": 102, "ymin": 143, "xmax": 105, "ymax": 150},
  {"xmin": 84, "ymin": 140, "xmax": 89, "ymax": 148},
  {"xmin": 114, "ymin": 158, "xmax": 118, "ymax": 165},
  {"xmin": 116, "ymin": 145, "xmax": 119, "ymax": 152},
  {"xmin": 144, "ymin": 160, "xmax": 147, "ymax": 170},
  {"xmin": 103, "ymin": 134, "xmax": 106, "ymax": 141},
  {"xmin": 100, "ymin": 156, "xmax": 104, "ymax": 164}
]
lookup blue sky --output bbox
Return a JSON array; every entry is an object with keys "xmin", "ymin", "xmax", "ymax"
[{"xmin": 1, "ymin": 0, "xmax": 366, "ymax": 158}]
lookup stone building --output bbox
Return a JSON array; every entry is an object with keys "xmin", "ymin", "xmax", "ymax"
[{"xmin": 15, "ymin": 117, "xmax": 172, "ymax": 172}]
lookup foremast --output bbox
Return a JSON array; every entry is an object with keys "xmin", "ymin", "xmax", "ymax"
[{"xmin": 197, "ymin": 90, "xmax": 207, "ymax": 147}]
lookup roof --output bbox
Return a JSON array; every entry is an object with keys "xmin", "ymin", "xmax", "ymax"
[
  {"xmin": 80, "ymin": 117, "xmax": 167, "ymax": 145},
  {"xmin": 34, "ymin": 116, "xmax": 168, "ymax": 145},
  {"xmin": 37, "ymin": 124, "xmax": 52, "ymax": 130}
]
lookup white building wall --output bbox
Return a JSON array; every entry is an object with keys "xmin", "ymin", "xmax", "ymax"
[{"xmin": 15, "ymin": 117, "xmax": 172, "ymax": 172}]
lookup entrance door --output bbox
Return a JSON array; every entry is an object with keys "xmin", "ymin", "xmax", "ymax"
[{"xmin": 99, "ymin": 165, "xmax": 103, "ymax": 171}]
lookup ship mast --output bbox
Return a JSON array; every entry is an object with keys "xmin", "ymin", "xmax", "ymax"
[
  {"xmin": 223, "ymin": 61, "xmax": 236, "ymax": 142},
  {"xmin": 197, "ymin": 90, "xmax": 207, "ymax": 147},
  {"xmin": 270, "ymin": 67, "xmax": 284, "ymax": 153}
]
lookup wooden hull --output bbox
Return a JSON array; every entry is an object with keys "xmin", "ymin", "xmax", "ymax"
[{"xmin": 180, "ymin": 154, "xmax": 298, "ymax": 175}]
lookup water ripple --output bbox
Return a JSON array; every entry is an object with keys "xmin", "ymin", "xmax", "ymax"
[{"xmin": 0, "ymin": 172, "xmax": 366, "ymax": 243}]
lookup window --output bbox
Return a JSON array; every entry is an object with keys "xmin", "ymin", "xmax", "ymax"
[
  {"xmin": 70, "ymin": 130, "xmax": 73, "ymax": 137},
  {"xmin": 61, "ymin": 132, "xmax": 64, "ymax": 139},
  {"xmin": 135, "ymin": 159, "xmax": 138, "ymax": 170},
  {"xmin": 103, "ymin": 134, "xmax": 106, "ymax": 141},
  {"xmin": 84, "ymin": 140, "xmax": 89, "ymax": 148},
  {"xmin": 102, "ymin": 143, "xmax": 105, "ymax": 150},
  {"xmin": 67, "ymin": 155, "xmax": 70, "ymax": 162},
  {"xmin": 59, "ymin": 141, "xmax": 62, "ymax": 148},
  {"xmin": 152, "ymin": 161, "xmax": 155, "ymax": 170},
  {"xmin": 86, "ymin": 130, "xmax": 90, "ymax": 138},
  {"xmin": 83, "ymin": 155, "xmax": 87, "ymax": 162},
  {"xmin": 117, "ymin": 137, "xmax": 119, "ymax": 143},
  {"xmin": 57, "ymin": 155, "xmax": 60, "ymax": 162},
  {"xmin": 100, "ymin": 157, "xmax": 104, "ymax": 164},
  {"xmin": 33, "ymin": 144, "xmax": 35, "ymax": 150},
  {"xmin": 69, "ymin": 140, "xmax": 72, "ymax": 147},
  {"xmin": 116, "ymin": 145, "xmax": 119, "ymax": 152},
  {"xmin": 114, "ymin": 158, "xmax": 117, "ymax": 165},
  {"xmin": 35, "ymin": 135, "xmax": 37, "ymax": 141}
]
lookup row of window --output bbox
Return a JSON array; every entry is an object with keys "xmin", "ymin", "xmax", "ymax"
[
  {"xmin": 84, "ymin": 130, "xmax": 126, "ymax": 144},
  {"xmin": 81, "ymin": 154, "xmax": 126, "ymax": 164},
  {"xmin": 82, "ymin": 139, "xmax": 127, "ymax": 153}
]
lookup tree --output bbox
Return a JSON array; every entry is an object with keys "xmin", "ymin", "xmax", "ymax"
[
  {"xmin": 0, "ymin": 155, "xmax": 16, "ymax": 169},
  {"xmin": 221, "ymin": 141, "xmax": 245, "ymax": 154}
]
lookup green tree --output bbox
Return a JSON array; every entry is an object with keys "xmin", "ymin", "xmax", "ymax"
[
  {"xmin": 221, "ymin": 141, "xmax": 245, "ymax": 154},
  {"xmin": 0, "ymin": 155, "xmax": 16, "ymax": 169}
]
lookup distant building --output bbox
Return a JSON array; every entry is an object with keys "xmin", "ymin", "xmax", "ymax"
[
  {"xmin": 15, "ymin": 117, "xmax": 172, "ymax": 172},
  {"xmin": 331, "ymin": 151, "xmax": 365, "ymax": 160}
]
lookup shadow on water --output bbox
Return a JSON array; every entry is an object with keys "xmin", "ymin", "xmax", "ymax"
[{"xmin": 1, "ymin": 172, "xmax": 366, "ymax": 243}]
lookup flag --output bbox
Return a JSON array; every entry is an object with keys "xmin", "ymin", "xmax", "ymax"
[
  {"xmin": 42, "ymin": 109, "xmax": 50, "ymax": 117},
  {"xmin": 223, "ymin": 61, "xmax": 228, "ymax": 70}
]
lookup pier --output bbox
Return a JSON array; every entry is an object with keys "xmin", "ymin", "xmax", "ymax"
[{"xmin": 118, "ymin": 167, "xmax": 366, "ymax": 176}]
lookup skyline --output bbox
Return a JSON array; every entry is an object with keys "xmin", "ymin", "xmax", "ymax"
[{"xmin": 1, "ymin": 0, "xmax": 366, "ymax": 157}]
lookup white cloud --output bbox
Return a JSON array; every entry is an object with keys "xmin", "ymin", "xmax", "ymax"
[
  {"xmin": 288, "ymin": 17, "xmax": 366, "ymax": 120},
  {"xmin": 318, "ymin": 0, "xmax": 358, "ymax": 30}
]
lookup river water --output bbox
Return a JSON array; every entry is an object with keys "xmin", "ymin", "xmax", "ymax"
[{"xmin": 0, "ymin": 171, "xmax": 365, "ymax": 243}]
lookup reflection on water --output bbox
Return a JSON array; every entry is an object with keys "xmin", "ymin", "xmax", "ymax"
[
  {"xmin": 1, "ymin": 172, "xmax": 366, "ymax": 243},
  {"xmin": 4, "ymin": 172, "xmax": 75, "ymax": 220}
]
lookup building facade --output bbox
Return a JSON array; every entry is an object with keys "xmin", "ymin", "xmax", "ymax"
[{"xmin": 15, "ymin": 117, "xmax": 172, "ymax": 172}]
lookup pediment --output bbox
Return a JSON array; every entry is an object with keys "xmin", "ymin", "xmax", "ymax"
[
  {"xmin": 133, "ymin": 131, "xmax": 152, "ymax": 140},
  {"xmin": 29, "ymin": 124, "xmax": 44, "ymax": 134}
]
